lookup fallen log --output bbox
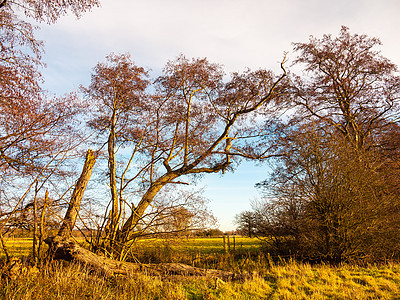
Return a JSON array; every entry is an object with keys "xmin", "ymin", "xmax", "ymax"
[{"xmin": 44, "ymin": 236, "xmax": 252, "ymax": 281}]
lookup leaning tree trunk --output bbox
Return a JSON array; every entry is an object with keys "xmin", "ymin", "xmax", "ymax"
[
  {"xmin": 46, "ymin": 149, "xmax": 251, "ymax": 281},
  {"xmin": 58, "ymin": 149, "xmax": 96, "ymax": 237}
]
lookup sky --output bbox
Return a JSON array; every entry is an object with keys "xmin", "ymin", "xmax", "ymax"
[{"xmin": 34, "ymin": 0, "xmax": 400, "ymax": 231}]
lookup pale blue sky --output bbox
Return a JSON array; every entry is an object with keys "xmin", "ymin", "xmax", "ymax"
[{"xmin": 34, "ymin": 0, "xmax": 400, "ymax": 231}]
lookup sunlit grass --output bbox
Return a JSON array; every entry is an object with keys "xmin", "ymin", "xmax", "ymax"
[
  {"xmin": 134, "ymin": 236, "xmax": 262, "ymax": 253},
  {"xmin": 129, "ymin": 237, "xmax": 263, "ymax": 272},
  {"xmin": 2, "ymin": 259, "xmax": 400, "ymax": 299},
  {"xmin": 2, "ymin": 237, "xmax": 400, "ymax": 299},
  {"xmin": 268, "ymin": 262, "xmax": 400, "ymax": 299},
  {"xmin": 3, "ymin": 238, "xmax": 33, "ymax": 257}
]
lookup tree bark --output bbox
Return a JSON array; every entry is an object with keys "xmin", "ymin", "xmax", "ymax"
[
  {"xmin": 38, "ymin": 189, "xmax": 49, "ymax": 256},
  {"xmin": 32, "ymin": 182, "xmax": 39, "ymax": 261},
  {"xmin": 58, "ymin": 149, "xmax": 96, "ymax": 237},
  {"xmin": 44, "ymin": 236, "xmax": 251, "ymax": 281},
  {"xmin": 121, "ymin": 171, "xmax": 180, "ymax": 239},
  {"xmin": 107, "ymin": 109, "xmax": 120, "ymax": 243}
]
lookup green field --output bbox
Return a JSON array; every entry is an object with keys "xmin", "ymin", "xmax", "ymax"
[
  {"xmin": 3, "ymin": 238, "xmax": 34, "ymax": 257},
  {"xmin": 1, "ymin": 237, "xmax": 400, "ymax": 299},
  {"xmin": 135, "ymin": 236, "xmax": 262, "ymax": 253}
]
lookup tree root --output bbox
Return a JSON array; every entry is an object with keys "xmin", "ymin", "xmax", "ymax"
[{"xmin": 44, "ymin": 236, "xmax": 252, "ymax": 281}]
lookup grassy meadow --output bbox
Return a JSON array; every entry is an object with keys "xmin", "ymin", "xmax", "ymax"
[{"xmin": 1, "ymin": 236, "xmax": 400, "ymax": 299}]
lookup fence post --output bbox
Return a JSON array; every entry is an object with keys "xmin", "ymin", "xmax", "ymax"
[{"xmin": 223, "ymin": 236, "xmax": 226, "ymax": 252}]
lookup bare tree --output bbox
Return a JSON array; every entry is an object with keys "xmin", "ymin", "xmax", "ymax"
[
  {"xmin": 249, "ymin": 27, "xmax": 400, "ymax": 263},
  {"xmin": 0, "ymin": 0, "xmax": 100, "ymax": 261},
  {"xmin": 143, "ymin": 189, "xmax": 217, "ymax": 239},
  {"xmin": 82, "ymin": 53, "xmax": 149, "ymax": 252},
  {"xmin": 1, "ymin": 0, "xmax": 99, "ymax": 23},
  {"xmin": 234, "ymin": 211, "xmax": 256, "ymax": 237},
  {"xmin": 42, "ymin": 50, "xmax": 288, "ymax": 277},
  {"xmin": 72, "ymin": 53, "xmax": 289, "ymax": 259},
  {"xmin": 117, "ymin": 55, "xmax": 287, "ymax": 246},
  {"xmin": 292, "ymin": 26, "xmax": 400, "ymax": 150}
]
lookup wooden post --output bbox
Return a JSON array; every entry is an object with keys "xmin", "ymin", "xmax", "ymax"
[
  {"xmin": 227, "ymin": 236, "xmax": 230, "ymax": 252},
  {"xmin": 223, "ymin": 236, "xmax": 226, "ymax": 252},
  {"xmin": 233, "ymin": 236, "xmax": 236, "ymax": 251}
]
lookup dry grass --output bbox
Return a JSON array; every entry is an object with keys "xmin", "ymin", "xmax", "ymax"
[
  {"xmin": 269, "ymin": 261, "xmax": 400, "ymax": 299},
  {"xmin": 0, "ymin": 260, "xmax": 272, "ymax": 300},
  {"xmin": 1, "ymin": 237, "xmax": 400, "ymax": 299}
]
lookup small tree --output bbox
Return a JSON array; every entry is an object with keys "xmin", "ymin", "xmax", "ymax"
[
  {"xmin": 141, "ymin": 189, "xmax": 216, "ymax": 238},
  {"xmin": 234, "ymin": 211, "xmax": 256, "ymax": 237}
]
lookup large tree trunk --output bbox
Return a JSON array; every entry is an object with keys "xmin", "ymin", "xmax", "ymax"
[
  {"xmin": 45, "ymin": 236, "xmax": 251, "ymax": 281},
  {"xmin": 58, "ymin": 149, "xmax": 96, "ymax": 237},
  {"xmin": 47, "ymin": 149, "xmax": 251, "ymax": 281},
  {"xmin": 107, "ymin": 110, "xmax": 120, "ymax": 243},
  {"xmin": 121, "ymin": 171, "xmax": 180, "ymax": 239}
]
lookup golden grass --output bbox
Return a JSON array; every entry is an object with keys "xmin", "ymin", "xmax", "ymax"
[
  {"xmin": 2, "ymin": 259, "xmax": 400, "ymax": 299},
  {"xmin": 134, "ymin": 237, "xmax": 262, "ymax": 253},
  {"xmin": 3, "ymin": 238, "xmax": 33, "ymax": 257},
  {"xmin": 267, "ymin": 261, "xmax": 400, "ymax": 299},
  {"xmin": 2, "ymin": 237, "xmax": 400, "ymax": 299}
]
